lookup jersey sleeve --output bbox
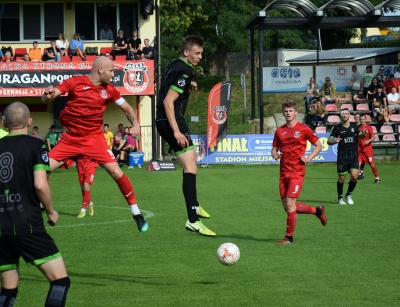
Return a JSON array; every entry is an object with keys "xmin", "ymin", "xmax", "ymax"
[
  {"xmin": 170, "ymin": 71, "xmax": 193, "ymax": 94},
  {"xmin": 33, "ymin": 141, "xmax": 51, "ymax": 172},
  {"xmin": 305, "ymin": 126, "xmax": 319, "ymax": 144},
  {"xmin": 56, "ymin": 77, "xmax": 74, "ymax": 94},
  {"xmin": 329, "ymin": 125, "xmax": 338, "ymax": 138},
  {"xmin": 272, "ymin": 129, "xmax": 280, "ymax": 148}
]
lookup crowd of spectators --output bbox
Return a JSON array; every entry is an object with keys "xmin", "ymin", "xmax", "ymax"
[
  {"xmin": 2, "ymin": 26, "xmax": 155, "ymax": 62},
  {"xmin": 305, "ymin": 65, "xmax": 400, "ymax": 128},
  {"xmin": 107, "ymin": 123, "xmax": 138, "ymax": 167}
]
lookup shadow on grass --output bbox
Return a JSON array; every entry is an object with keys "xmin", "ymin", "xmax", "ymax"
[
  {"xmin": 68, "ymin": 271, "xmax": 177, "ymax": 286},
  {"xmin": 216, "ymin": 234, "xmax": 275, "ymax": 242},
  {"xmin": 57, "ymin": 211, "xmax": 80, "ymax": 217}
]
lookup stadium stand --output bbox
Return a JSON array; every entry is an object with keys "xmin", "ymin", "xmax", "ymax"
[
  {"xmin": 356, "ymin": 104, "xmax": 370, "ymax": 113},
  {"xmin": 327, "ymin": 115, "xmax": 340, "ymax": 125},
  {"xmin": 341, "ymin": 103, "xmax": 353, "ymax": 111},
  {"xmin": 14, "ymin": 48, "xmax": 27, "ymax": 57},
  {"xmin": 100, "ymin": 47, "xmax": 113, "ymax": 55},
  {"xmin": 390, "ymin": 114, "xmax": 400, "ymax": 122},
  {"xmin": 315, "ymin": 126, "xmax": 327, "ymax": 133},
  {"xmin": 381, "ymin": 125, "xmax": 394, "ymax": 134},
  {"xmin": 383, "ymin": 134, "xmax": 396, "ymax": 141}
]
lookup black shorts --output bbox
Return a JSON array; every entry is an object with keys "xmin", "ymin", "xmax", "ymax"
[
  {"xmin": 156, "ymin": 118, "xmax": 194, "ymax": 155},
  {"xmin": 0, "ymin": 233, "xmax": 60, "ymax": 270},
  {"xmin": 337, "ymin": 151, "xmax": 359, "ymax": 174}
]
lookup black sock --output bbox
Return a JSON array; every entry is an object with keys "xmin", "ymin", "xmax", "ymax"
[
  {"xmin": 182, "ymin": 173, "xmax": 198, "ymax": 223},
  {"xmin": 315, "ymin": 206, "xmax": 322, "ymax": 216},
  {"xmin": 286, "ymin": 236, "xmax": 293, "ymax": 242},
  {"xmin": 346, "ymin": 180, "xmax": 357, "ymax": 196},
  {"xmin": 337, "ymin": 181, "xmax": 344, "ymax": 199},
  {"xmin": 0, "ymin": 287, "xmax": 18, "ymax": 307},
  {"xmin": 45, "ymin": 277, "xmax": 70, "ymax": 307}
]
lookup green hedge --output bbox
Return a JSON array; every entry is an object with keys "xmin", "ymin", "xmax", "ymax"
[{"xmin": 349, "ymin": 40, "xmax": 400, "ymax": 48}]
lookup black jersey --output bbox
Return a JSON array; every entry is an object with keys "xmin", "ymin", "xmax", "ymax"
[
  {"xmin": 330, "ymin": 123, "xmax": 360, "ymax": 152},
  {"xmin": 157, "ymin": 58, "xmax": 194, "ymax": 120},
  {"xmin": 0, "ymin": 134, "xmax": 50, "ymax": 236}
]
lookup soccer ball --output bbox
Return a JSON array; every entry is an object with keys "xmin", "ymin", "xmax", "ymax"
[{"xmin": 216, "ymin": 242, "xmax": 240, "ymax": 265}]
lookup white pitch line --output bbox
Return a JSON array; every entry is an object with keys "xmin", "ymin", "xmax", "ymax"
[{"xmin": 46, "ymin": 207, "xmax": 154, "ymax": 229}]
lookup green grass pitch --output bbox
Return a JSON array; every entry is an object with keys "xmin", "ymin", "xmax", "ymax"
[{"xmin": 14, "ymin": 162, "xmax": 400, "ymax": 306}]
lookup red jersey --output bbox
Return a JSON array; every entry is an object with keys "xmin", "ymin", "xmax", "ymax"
[
  {"xmin": 384, "ymin": 79, "xmax": 400, "ymax": 95},
  {"xmin": 358, "ymin": 124, "xmax": 374, "ymax": 153},
  {"xmin": 56, "ymin": 76, "xmax": 124, "ymax": 134},
  {"xmin": 273, "ymin": 122, "xmax": 319, "ymax": 175}
]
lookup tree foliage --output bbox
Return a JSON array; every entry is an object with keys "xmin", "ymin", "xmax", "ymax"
[{"xmin": 160, "ymin": 0, "xmax": 395, "ymax": 73}]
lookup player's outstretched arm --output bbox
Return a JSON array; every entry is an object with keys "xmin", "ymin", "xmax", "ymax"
[
  {"xmin": 118, "ymin": 100, "xmax": 140, "ymax": 137},
  {"xmin": 41, "ymin": 86, "xmax": 62, "ymax": 104},
  {"xmin": 34, "ymin": 170, "xmax": 58, "ymax": 226}
]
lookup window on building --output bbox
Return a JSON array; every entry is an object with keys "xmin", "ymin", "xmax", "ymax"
[
  {"xmin": 75, "ymin": 2, "xmax": 139, "ymax": 41},
  {"xmin": 0, "ymin": 3, "xmax": 64, "ymax": 42}
]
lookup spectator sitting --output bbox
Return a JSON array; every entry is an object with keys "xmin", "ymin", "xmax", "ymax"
[
  {"xmin": 17, "ymin": 53, "xmax": 30, "ymax": 62},
  {"xmin": 348, "ymin": 65, "xmax": 362, "ymax": 100},
  {"xmin": 44, "ymin": 39, "xmax": 61, "ymax": 62},
  {"xmin": 99, "ymin": 21, "xmax": 113, "ymax": 40},
  {"xmin": 383, "ymin": 74, "xmax": 400, "ymax": 94},
  {"xmin": 310, "ymin": 99, "xmax": 328, "ymax": 126},
  {"xmin": 111, "ymin": 29, "xmax": 128, "ymax": 60},
  {"xmin": 29, "ymin": 41, "xmax": 42, "ymax": 61},
  {"xmin": 375, "ymin": 65, "xmax": 388, "ymax": 87},
  {"xmin": 2, "ymin": 51, "xmax": 14, "ymax": 62},
  {"xmin": 373, "ymin": 99, "xmax": 389, "ymax": 124},
  {"xmin": 128, "ymin": 29, "xmax": 141, "ymax": 60},
  {"xmin": 387, "ymin": 86, "xmax": 400, "ymax": 116},
  {"xmin": 31, "ymin": 126, "xmax": 43, "ymax": 140},
  {"xmin": 141, "ymin": 38, "xmax": 154, "ymax": 60},
  {"xmin": 305, "ymin": 77, "xmax": 319, "ymax": 113},
  {"xmin": 112, "ymin": 124, "xmax": 125, "ymax": 166},
  {"xmin": 122, "ymin": 127, "xmax": 137, "ymax": 153},
  {"xmin": 56, "ymin": 32, "xmax": 69, "ymax": 56},
  {"xmin": 321, "ymin": 77, "xmax": 338, "ymax": 106},
  {"xmin": 70, "ymin": 32, "xmax": 86, "ymax": 61}
]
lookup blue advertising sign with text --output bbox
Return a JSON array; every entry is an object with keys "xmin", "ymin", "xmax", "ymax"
[{"xmin": 192, "ymin": 134, "xmax": 338, "ymax": 164}]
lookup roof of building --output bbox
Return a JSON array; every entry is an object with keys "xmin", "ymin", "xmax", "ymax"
[{"xmin": 286, "ymin": 47, "xmax": 400, "ymax": 63}]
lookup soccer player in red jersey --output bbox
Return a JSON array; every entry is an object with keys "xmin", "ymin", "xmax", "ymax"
[
  {"xmin": 76, "ymin": 156, "xmax": 97, "ymax": 218},
  {"xmin": 358, "ymin": 114, "xmax": 380, "ymax": 183},
  {"xmin": 271, "ymin": 101, "xmax": 326, "ymax": 245},
  {"xmin": 41, "ymin": 56, "xmax": 148, "ymax": 232}
]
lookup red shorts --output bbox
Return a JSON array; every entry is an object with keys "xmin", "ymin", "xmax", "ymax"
[
  {"xmin": 279, "ymin": 173, "xmax": 304, "ymax": 199},
  {"xmin": 76, "ymin": 156, "xmax": 98, "ymax": 185},
  {"xmin": 49, "ymin": 132, "xmax": 116, "ymax": 166},
  {"xmin": 358, "ymin": 151, "xmax": 374, "ymax": 164}
]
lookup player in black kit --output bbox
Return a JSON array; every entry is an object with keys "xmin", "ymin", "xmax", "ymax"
[
  {"xmin": 328, "ymin": 108, "xmax": 367, "ymax": 205},
  {"xmin": 156, "ymin": 36, "xmax": 215, "ymax": 236},
  {"xmin": 0, "ymin": 102, "xmax": 70, "ymax": 306}
]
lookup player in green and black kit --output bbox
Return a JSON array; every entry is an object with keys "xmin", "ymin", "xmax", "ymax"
[
  {"xmin": 0, "ymin": 102, "xmax": 70, "ymax": 306},
  {"xmin": 328, "ymin": 108, "xmax": 367, "ymax": 205},
  {"xmin": 156, "ymin": 36, "xmax": 215, "ymax": 236}
]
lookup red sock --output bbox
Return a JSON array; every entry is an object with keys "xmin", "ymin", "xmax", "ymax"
[
  {"xmin": 296, "ymin": 202, "xmax": 316, "ymax": 214},
  {"xmin": 115, "ymin": 174, "xmax": 137, "ymax": 205},
  {"xmin": 82, "ymin": 190, "xmax": 90, "ymax": 209},
  {"xmin": 286, "ymin": 211, "xmax": 297, "ymax": 237},
  {"xmin": 371, "ymin": 166, "xmax": 378, "ymax": 178}
]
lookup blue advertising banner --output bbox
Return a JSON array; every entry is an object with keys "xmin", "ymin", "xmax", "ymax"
[
  {"xmin": 191, "ymin": 133, "xmax": 338, "ymax": 164},
  {"xmin": 263, "ymin": 66, "xmax": 313, "ymax": 93}
]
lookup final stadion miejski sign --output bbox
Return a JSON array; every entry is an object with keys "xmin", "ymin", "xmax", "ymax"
[{"xmin": 0, "ymin": 61, "xmax": 155, "ymax": 97}]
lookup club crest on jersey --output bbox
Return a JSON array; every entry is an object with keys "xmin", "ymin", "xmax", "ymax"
[
  {"xmin": 212, "ymin": 106, "xmax": 227, "ymax": 124},
  {"xmin": 123, "ymin": 62, "xmax": 149, "ymax": 93},
  {"xmin": 178, "ymin": 79, "xmax": 186, "ymax": 87},
  {"xmin": 294, "ymin": 131, "xmax": 300, "ymax": 138},
  {"xmin": 42, "ymin": 151, "xmax": 49, "ymax": 163},
  {"xmin": 100, "ymin": 89, "xmax": 107, "ymax": 99},
  {"xmin": 193, "ymin": 138, "xmax": 205, "ymax": 161},
  {"xmin": 351, "ymin": 128, "xmax": 354, "ymax": 132}
]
